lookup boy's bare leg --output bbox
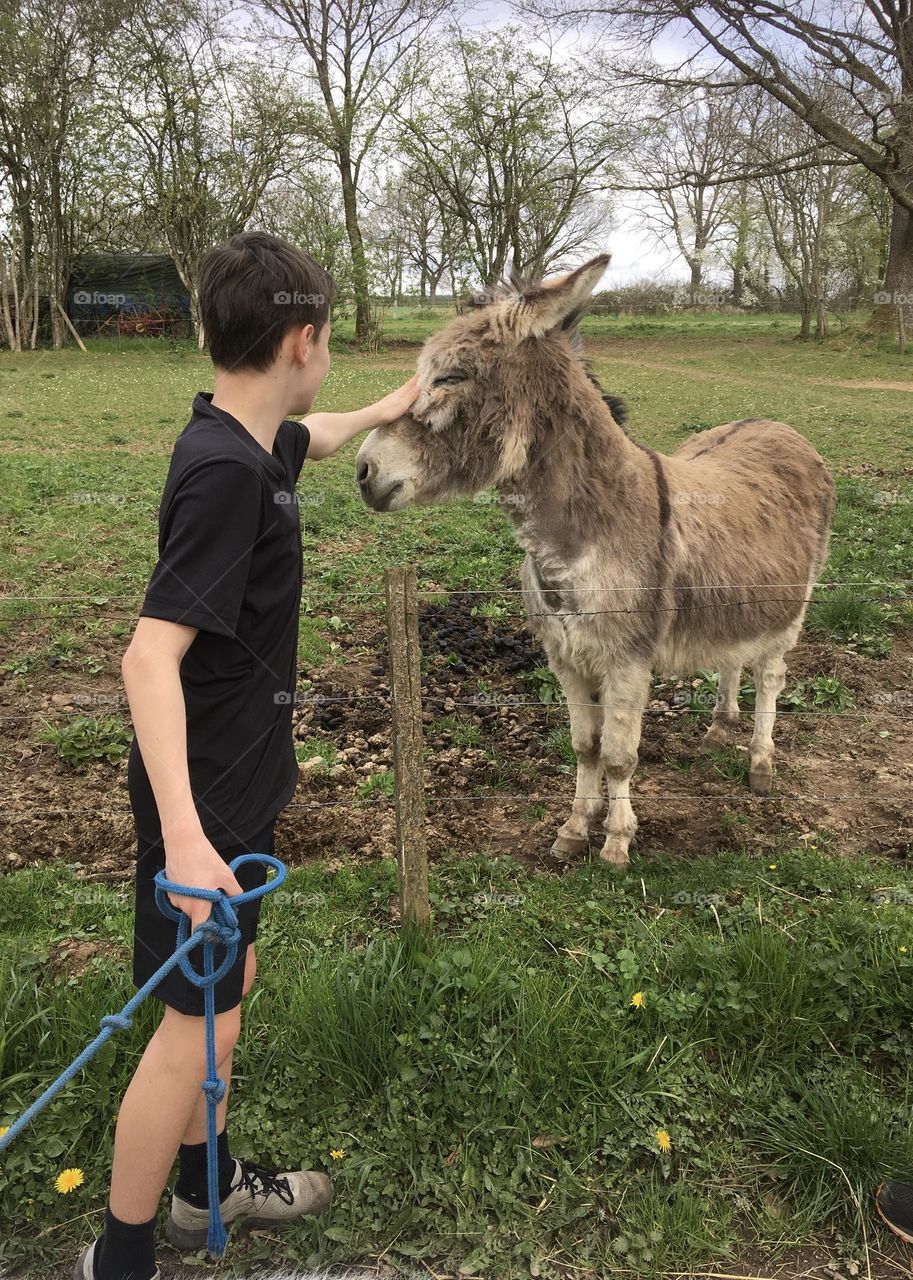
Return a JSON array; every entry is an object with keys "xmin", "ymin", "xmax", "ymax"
[
  {"xmin": 179, "ymin": 945, "xmax": 254, "ymax": 1145},
  {"xmin": 108, "ymin": 1005, "xmax": 241, "ymax": 1223},
  {"xmin": 179, "ymin": 1050, "xmax": 233, "ymax": 1145}
]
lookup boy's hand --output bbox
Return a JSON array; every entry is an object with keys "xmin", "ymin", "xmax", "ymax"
[
  {"xmin": 372, "ymin": 374, "xmax": 420, "ymax": 425},
  {"xmin": 304, "ymin": 375, "xmax": 421, "ymax": 459},
  {"xmin": 164, "ymin": 830, "xmax": 244, "ymax": 931}
]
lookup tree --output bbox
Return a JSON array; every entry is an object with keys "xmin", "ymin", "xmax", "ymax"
[
  {"xmin": 0, "ymin": 0, "xmax": 125, "ymax": 349},
  {"xmin": 627, "ymin": 80, "xmax": 746, "ymax": 302},
  {"xmin": 368, "ymin": 168, "xmax": 463, "ymax": 300},
  {"xmin": 257, "ymin": 0, "xmax": 450, "ymax": 343},
  {"xmin": 115, "ymin": 0, "xmax": 305, "ymax": 345},
  {"xmin": 256, "ymin": 167, "xmax": 353, "ymax": 299},
  {"xmin": 535, "ymin": 0, "xmax": 913, "ymax": 326},
  {"xmin": 398, "ymin": 27, "xmax": 617, "ymax": 286}
]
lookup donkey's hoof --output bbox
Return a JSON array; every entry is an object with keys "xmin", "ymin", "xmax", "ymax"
[
  {"xmin": 749, "ymin": 762, "xmax": 773, "ymax": 796},
  {"xmin": 550, "ymin": 833, "xmax": 589, "ymax": 857},
  {"xmin": 598, "ymin": 837, "xmax": 631, "ymax": 870},
  {"xmin": 702, "ymin": 723, "xmax": 732, "ymax": 750}
]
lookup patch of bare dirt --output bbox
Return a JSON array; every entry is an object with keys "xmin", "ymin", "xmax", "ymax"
[
  {"xmin": 47, "ymin": 937, "xmax": 129, "ymax": 977},
  {"xmin": 812, "ymin": 377, "xmax": 913, "ymax": 393},
  {"xmin": 3, "ymin": 593, "xmax": 912, "ymax": 876}
]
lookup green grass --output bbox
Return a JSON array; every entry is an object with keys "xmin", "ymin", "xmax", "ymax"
[
  {"xmin": 2, "ymin": 847, "xmax": 913, "ymax": 1276},
  {"xmin": 2, "ymin": 321, "xmax": 911, "ymax": 680},
  {"xmin": 3, "ymin": 322, "xmax": 913, "ymax": 1275}
]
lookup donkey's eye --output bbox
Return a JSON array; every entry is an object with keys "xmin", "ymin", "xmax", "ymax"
[{"xmin": 432, "ymin": 372, "xmax": 467, "ymax": 387}]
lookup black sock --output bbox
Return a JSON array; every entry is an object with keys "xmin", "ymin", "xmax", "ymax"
[
  {"xmin": 175, "ymin": 1128, "xmax": 235, "ymax": 1207},
  {"xmin": 94, "ymin": 1205, "xmax": 157, "ymax": 1280}
]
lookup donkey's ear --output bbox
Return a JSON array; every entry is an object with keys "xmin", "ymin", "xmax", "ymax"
[{"xmin": 510, "ymin": 254, "xmax": 611, "ymax": 338}]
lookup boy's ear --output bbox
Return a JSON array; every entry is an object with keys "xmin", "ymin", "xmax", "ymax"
[{"xmin": 290, "ymin": 323, "xmax": 316, "ymax": 364}]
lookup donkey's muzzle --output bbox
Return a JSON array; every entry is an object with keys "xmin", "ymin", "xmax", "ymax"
[{"xmin": 357, "ymin": 456, "xmax": 402, "ymax": 511}]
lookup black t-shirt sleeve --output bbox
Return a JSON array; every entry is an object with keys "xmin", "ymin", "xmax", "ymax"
[
  {"xmin": 291, "ymin": 421, "xmax": 310, "ymax": 479},
  {"xmin": 141, "ymin": 461, "xmax": 263, "ymax": 638}
]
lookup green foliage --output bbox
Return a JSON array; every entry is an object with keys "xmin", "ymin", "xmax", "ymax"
[
  {"xmin": 295, "ymin": 738, "xmax": 338, "ymax": 769},
  {"xmin": 39, "ymin": 715, "xmax": 131, "ymax": 767},
  {"xmin": 524, "ymin": 664, "xmax": 563, "ymax": 705},
  {"xmin": 543, "ymin": 726, "xmax": 576, "ymax": 768},
  {"xmin": 709, "ymin": 746, "xmax": 751, "ymax": 785},
  {"xmin": 433, "ymin": 714, "xmax": 482, "ymax": 746},
  {"xmin": 356, "ymin": 769, "xmax": 394, "ymax": 800},
  {"xmin": 807, "ymin": 588, "xmax": 890, "ymax": 645},
  {"xmin": 3, "ymin": 847, "xmax": 913, "ymax": 1276}
]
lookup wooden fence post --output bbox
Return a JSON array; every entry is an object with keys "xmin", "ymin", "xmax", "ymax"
[{"xmin": 385, "ymin": 564, "xmax": 430, "ymax": 928}]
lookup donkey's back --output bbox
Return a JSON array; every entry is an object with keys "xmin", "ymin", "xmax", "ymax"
[{"xmin": 656, "ymin": 417, "xmax": 835, "ymax": 673}]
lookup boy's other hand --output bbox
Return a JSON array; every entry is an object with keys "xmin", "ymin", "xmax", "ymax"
[
  {"xmin": 373, "ymin": 374, "xmax": 420, "ymax": 424},
  {"xmin": 164, "ymin": 830, "xmax": 244, "ymax": 931}
]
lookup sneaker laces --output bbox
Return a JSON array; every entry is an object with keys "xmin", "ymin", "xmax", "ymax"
[{"xmin": 233, "ymin": 1159, "xmax": 295, "ymax": 1206}]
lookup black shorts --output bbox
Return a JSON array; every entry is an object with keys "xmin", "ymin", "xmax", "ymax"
[{"xmin": 133, "ymin": 821, "xmax": 275, "ymax": 1016}]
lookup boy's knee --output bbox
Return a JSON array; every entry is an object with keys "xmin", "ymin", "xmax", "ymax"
[
  {"xmin": 242, "ymin": 945, "xmax": 256, "ymax": 997},
  {"xmin": 212, "ymin": 1007, "xmax": 242, "ymax": 1061},
  {"xmin": 157, "ymin": 1004, "xmax": 241, "ymax": 1073}
]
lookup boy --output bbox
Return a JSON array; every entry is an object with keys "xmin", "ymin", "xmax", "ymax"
[{"xmin": 76, "ymin": 232, "xmax": 418, "ymax": 1280}]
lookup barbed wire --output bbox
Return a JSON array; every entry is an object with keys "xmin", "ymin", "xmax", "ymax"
[
  {"xmin": 4, "ymin": 576, "xmax": 913, "ymax": 605},
  {"xmin": 0, "ymin": 701, "xmax": 897, "ymax": 724},
  {"xmin": 2, "ymin": 592, "xmax": 911, "ymax": 631},
  {"xmin": 1, "ymin": 788, "xmax": 911, "ymax": 818}
]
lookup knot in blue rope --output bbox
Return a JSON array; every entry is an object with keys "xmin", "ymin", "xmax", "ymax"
[
  {"xmin": 202, "ymin": 1077, "xmax": 226, "ymax": 1103},
  {"xmin": 100, "ymin": 1013, "xmax": 132, "ymax": 1032}
]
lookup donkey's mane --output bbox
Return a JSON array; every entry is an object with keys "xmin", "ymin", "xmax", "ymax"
[{"xmin": 464, "ymin": 267, "xmax": 628, "ymax": 428}]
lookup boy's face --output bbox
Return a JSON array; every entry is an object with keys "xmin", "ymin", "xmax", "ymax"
[{"xmin": 287, "ymin": 321, "xmax": 331, "ymax": 415}]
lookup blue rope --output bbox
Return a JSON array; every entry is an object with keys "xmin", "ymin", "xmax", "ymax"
[{"xmin": 0, "ymin": 852, "xmax": 286, "ymax": 1258}]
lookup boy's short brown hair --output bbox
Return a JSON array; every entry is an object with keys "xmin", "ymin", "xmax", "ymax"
[{"xmin": 198, "ymin": 231, "xmax": 336, "ymax": 372}]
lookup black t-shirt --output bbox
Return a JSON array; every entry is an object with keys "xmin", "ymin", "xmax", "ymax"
[{"xmin": 127, "ymin": 392, "xmax": 309, "ymax": 848}]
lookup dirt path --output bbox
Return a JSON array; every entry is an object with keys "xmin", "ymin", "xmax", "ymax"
[{"xmin": 584, "ymin": 345, "xmax": 913, "ymax": 396}]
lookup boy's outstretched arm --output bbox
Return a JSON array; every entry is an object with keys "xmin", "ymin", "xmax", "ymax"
[{"xmin": 304, "ymin": 374, "xmax": 419, "ymax": 460}]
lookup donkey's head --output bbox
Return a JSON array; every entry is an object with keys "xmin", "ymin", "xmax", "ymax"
[{"xmin": 356, "ymin": 255, "xmax": 611, "ymax": 511}]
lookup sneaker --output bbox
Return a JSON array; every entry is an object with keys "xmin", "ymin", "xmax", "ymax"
[
  {"xmin": 166, "ymin": 1158, "xmax": 334, "ymax": 1250},
  {"xmin": 74, "ymin": 1240, "xmax": 162, "ymax": 1279},
  {"xmin": 876, "ymin": 1180, "xmax": 913, "ymax": 1243}
]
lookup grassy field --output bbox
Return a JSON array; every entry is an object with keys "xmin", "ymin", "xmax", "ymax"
[{"xmin": 2, "ymin": 314, "xmax": 913, "ymax": 1277}]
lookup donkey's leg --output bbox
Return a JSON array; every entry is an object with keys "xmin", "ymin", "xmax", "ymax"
[
  {"xmin": 748, "ymin": 649, "xmax": 788, "ymax": 795},
  {"xmin": 551, "ymin": 664, "xmax": 604, "ymax": 856},
  {"xmin": 702, "ymin": 662, "xmax": 742, "ymax": 749},
  {"xmin": 597, "ymin": 663, "xmax": 652, "ymax": 869}
]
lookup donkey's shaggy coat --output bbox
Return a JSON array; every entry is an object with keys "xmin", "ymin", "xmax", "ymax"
[{"xmin": 356, "ymin": 257, "xmax": 835, "ymax": 866}]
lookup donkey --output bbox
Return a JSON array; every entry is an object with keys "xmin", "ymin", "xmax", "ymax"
[{"xmin": 355, "ymin": 256, "xmax": 836, "ymax": 868}]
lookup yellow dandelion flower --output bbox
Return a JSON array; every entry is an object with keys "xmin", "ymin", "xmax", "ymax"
[
  {"xmin": 655, "ymin": 1129, "xmax": 671, "ymax": 1153},
  {"xmin": 768, "ymin": 863, "xmax": 778, "ymax": 870},
  {"xmin": 55, "ymin": 1168, "xmax": 84, "ymax": 1194},
  {"xmin": 901, "ymin": 946, "xmax": 908, "ymax": 954},
  {"xmin": 0, "ymin": 1127, "xmax": 8, "ymax": 1139},
  {"xmin": 630, "ymin": 991, "xmax": 645, "ymax": 1009},
  {"xmin": 329, "ymin": 1148, "xmax": 346, "ymax": 1161}
]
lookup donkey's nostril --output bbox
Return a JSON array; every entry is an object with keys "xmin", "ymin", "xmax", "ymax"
[{"xmin": 356, "ymin": 460, "xmax": 370, "ymax": 487}]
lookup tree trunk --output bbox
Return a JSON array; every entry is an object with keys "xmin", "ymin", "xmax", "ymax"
[
  {"xmin": 798, "ymin": 302, "xmax": 812, "ymax": 339},
  {"xmin": 0, "ymin": 244, "xmax": 18, "ymax": 350},
  {"xmin": 731, "ymin": 181, "xmax": 749, "ymax": 307},
  {"xmin": 689, "ymin": 258, "xmax": 702, "ymax": 305},
  {"xmin": 337, "ymin": 151, "xmax": 371, "ymax": 343},
  {"xmin": 873, "ymin": 196, "xmax": 913, "ymax": 332},
  {"xmin": 189, "ymin": 288, "xmax": 205, "ymax": 351}
]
